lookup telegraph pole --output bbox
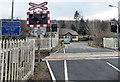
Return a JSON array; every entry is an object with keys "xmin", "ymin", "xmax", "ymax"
[{"xmin": 11, "ymin": 0, "xmax": 14, "ymax": 21}]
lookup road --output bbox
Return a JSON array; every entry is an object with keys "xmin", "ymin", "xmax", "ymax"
[
  {"xmin": 45, "ymin": 42, "xmax": 120, "ymax": 81},
  {"xmin": 57, "ymin": 42, "xmax": 114, "ymax": 53},
  {"xmin": 47, "ymin": 59, "xmax": 119, "ymax": 81}
]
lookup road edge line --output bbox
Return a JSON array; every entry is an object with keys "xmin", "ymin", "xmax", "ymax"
[
  {"xmin": 64, "ymin": 60, "xmax": 68, "ymax": 80},
  {"xmin": 106, "ymin": 62, "xmax": 120, "ymax": 72},
  {"xmin": 53, "ymin": 48, "xmax": 63, "ymax": 54},
  {"xmin": 46, "ymin": 60, "xmax": 56, "ymax": 80}
]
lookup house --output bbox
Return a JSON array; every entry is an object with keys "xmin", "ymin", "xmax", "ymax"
[{"xmin": 59, "ymin": 28, "xmax": 78, "ymax": 41}]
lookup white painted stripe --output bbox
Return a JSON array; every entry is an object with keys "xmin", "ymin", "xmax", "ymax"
[
  {"xmin": 48, "ymin": 20, "xmax": 50, "ymax": 23},
  {"xmin": 43, "ymin": 11, "xmax": 47, "ymax": 13},
  {"xmin": 46, "ymin": 61, "xmax": 56, "ymax": 80},
  {"xmin": 64, "ymin": 60, "xmax": 68, "ymax": 80},
  {"xmin": 48, "ymin": 14, "xmax": 50, "ymax": 17},
  {"xmin": 53, "ymin": 50, "xmax": 59, "ymax": 54},
  {"xmin": 106, "ymin": 62, "xmax": 120, "ymax": 72},
  {"xmin": 37, "ymin": 25, "xmax": 40, "ymax": 27},
  {"xmin": 30, "ymin": 25, "xmax": 33, "ymax": 27},
  {"xmin": 27, "ymin": 21, "xmax": 29, "ymax": 24},
  {"xmin": 53, "ymin": 48, "xmax": 63, "ymax": 54},
  {"xmin": 64, "ymin": 48, "xmax": 66, "ymax": 54},
  {"xmin": 43, "ymin": 24, "xmax": 47, "ymax": 27}
]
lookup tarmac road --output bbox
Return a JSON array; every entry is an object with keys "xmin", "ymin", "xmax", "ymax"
[
  {"xmin": 45, "ymin": 42, "xmax": 119, "ymax": 81},
  {"xmin": 58, "ymin": 42, "xmax": 115, "ymax": 53},
  {"xmin": 47, "ymin": 59, "xmax": 119, "ymax": 81}
]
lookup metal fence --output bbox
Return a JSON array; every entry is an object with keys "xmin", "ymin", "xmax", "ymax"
[
  {"xmin": 35, "ymin": 38, "xmax": 59, "ymax": 50},
  {"xmin": 103, "ymin": 38, "xmax": 117, "ymax": 49},
  {"xmin": 0, "ymin": 39, "xmax": 35, "ymax": 81}
]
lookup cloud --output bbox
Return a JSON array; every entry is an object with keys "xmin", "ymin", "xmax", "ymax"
[
  {"xmin": 0, "ymin": 1, "xmax": 118, "ymax": 20},
  {"xmin": 1, "ymin": 0, "xmax": 120, "ymax": 3},
  {"xmin": 85, "ymin": 8, "xmax": 118, "ymax": 20}
]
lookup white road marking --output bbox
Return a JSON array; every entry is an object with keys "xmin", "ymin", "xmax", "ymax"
[
  {"xmin": 106, "ymin": 62, "xmax": 120, "ymax": 72},
  {"xmin": 53, "ymin": 49, "xmax": 63, "ymax": 54},
  {"xmin": 64, "ymin": 48, "xmax": 66, "ymax": 54},
  {"xmin": 46, "ymin": 61, "xmax": 56, "ymax": 80},
  {"xmin": 64, "ymin": 60, "xmax": 68, "ymax": 80}
]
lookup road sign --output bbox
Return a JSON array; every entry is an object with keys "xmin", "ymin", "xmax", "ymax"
[
  {"xmin": 28, "ymin": 2, "xmax": 48, "ymax": 11},
  {"xmin": 36, "ymin": 28, "xmax": 46, "ymax": 35},
  {"xmin": 26, "ymin": 11, "xmax": 50, "ymax": 27},
  {"xmin": 2, "ymin": 21, "xmax": 20, "ymax": 36}
]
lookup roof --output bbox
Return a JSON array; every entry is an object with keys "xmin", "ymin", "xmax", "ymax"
[{"xmin": 59, "ymin": 28, "xmax": 78, "ymax": 36}]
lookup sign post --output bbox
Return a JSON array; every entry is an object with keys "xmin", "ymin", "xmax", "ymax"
[{"xmin": 27, "ymin": 2, "xmax": 50, "ymax": 62}]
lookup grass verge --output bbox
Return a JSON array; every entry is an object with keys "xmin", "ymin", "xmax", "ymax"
[
  {"xmin": 51, "ymin": 44, "xmax": 65, "ymax": 52},
  {"xmin": 28, "ymin": 62, "xmax": 51, "ymax": 81}
]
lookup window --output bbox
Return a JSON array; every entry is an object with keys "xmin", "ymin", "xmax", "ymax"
[
  {"xmin": 72, "ymin": 36, "xmax": 76, "ymax": 39},
  {"xmin": 59, "ymin": 36, "xmax": 64, "ymax": 39}
]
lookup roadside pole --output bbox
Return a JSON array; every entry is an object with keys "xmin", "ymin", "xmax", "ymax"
[
  {"xmin": 117, "ymin": 1, "xmax": 120, "ymax": 51},
  {"xmin": 11, "ymin": 0, "xmax": 14, "ymax": 21},
  {"xmin": 0, "ymin": 21, "xmax": 1, "ymax": 40},
  {"xmin": 38, "ymin": 27, "xmax": 41, "ymax": 62},
  {"xmin": 50, "ymin": 25, "xmax": 52, "ymax": 49}
]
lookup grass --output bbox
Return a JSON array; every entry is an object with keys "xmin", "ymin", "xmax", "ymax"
[
  {"xmin": 28, "ymin": 62, "xmax": 51, "ymax": 81},
  {"xmin": 51, "ymin": 44, "xmax": 65, "ymax": 52}
]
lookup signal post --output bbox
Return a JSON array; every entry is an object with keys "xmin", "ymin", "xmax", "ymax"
[{"xmin": 27, "ymin": 2, "xmax": 50, "ymax": 62}]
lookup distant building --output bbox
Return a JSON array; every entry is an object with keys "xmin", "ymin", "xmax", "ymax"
[{"xmin": 59, "ymin": 28, "xmax": 78, "ymax": 41}]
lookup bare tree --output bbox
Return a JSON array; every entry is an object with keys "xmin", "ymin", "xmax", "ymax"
[{"xmin": 87, "ymin": 20, "xmax": 115, "ymax": 47}]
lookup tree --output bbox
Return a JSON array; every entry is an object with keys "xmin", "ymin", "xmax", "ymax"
[
  {"xmin": 78, "ymin": 18, "xmax": 88, "ymax": 35},
  {"xmin": 61, "ymin": 20, "xmax": 66, "ymax": 28},
  {"xmin": 74, "ymin": 10, "xmax": 80, "ymax": 21},
  {"xmin": 87, "ymin": 20, "xmax": 115, "ymax": 47},
  {"xmin": 71, "ymin": 24, "xmax": 77, "ymax": 31},
  {"xmin": 73, "ymin": 10, "xmax": 81, "ymax": 32}
]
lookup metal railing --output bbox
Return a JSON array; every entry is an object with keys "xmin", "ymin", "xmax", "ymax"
[{"xmin": 35, "ymin": 38, "xmax": 59, "ymax": 50}]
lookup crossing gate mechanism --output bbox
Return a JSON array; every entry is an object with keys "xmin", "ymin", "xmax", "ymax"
[{"xmin": 26, "ymin": 11, "xmax": 50, "ymax": 27}]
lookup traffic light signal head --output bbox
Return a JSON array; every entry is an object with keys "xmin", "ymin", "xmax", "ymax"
[
  {"xmin": 110, "ymin": 21, "xmax": 117, "ymax": 32},
  {"xmin": 26, "ymin": 11, "xmax": 50, "ymax": 27},
  {"xmin": 51, "ymin": 24, "xmax": 57, "ymax": 32}
]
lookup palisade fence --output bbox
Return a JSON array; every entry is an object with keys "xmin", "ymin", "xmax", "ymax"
[{"xmin": 0, "ymin": 39, "xmax": 35, "ymax": 81}]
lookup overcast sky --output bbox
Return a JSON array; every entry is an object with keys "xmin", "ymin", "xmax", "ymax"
[{"xmin": 0, "ymin": 0, "xmax": 119, "ymax": 20}]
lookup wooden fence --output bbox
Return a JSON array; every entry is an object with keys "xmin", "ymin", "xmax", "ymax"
[{"xmin": 0, "ymin": 39, "xmax": 35, "ymax": 81}]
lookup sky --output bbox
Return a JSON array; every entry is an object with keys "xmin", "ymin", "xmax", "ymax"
[{"xmin": 0, "ymin": 0, "xmax": 120, "ymax": 20}]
